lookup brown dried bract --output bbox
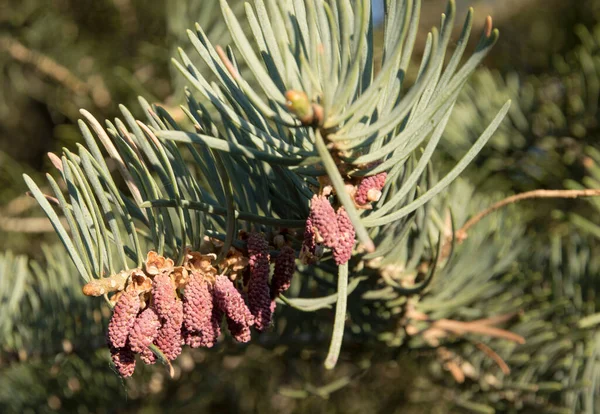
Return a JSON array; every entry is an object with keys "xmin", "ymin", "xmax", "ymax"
[
  {"xmin": 145, "ymin": 251, "xmax": 174, "ymax": 276},
  {"xmin": 221, "ymin": 248, "xmax": 249, "ymax": 280},
  {"xmin": 131, "ymin": 269, "xmax": 153, "ymax": 294},
  {"xmin": 198, "ymin": 236, "xmax": 220, "ymax": 254},
  {"xmin": 185, "ymin": 251, "xmax": 217, "ymax": 273},
  {"xmin": 172, "ymin": 266, "xmax": 189, "ymax": 290},
  {"xmin": 108, "ymin": 291, "xmax": 123, "ymax": 308}
]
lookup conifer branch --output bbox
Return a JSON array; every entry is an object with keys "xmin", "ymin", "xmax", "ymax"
[
  {"xmin": 0, "ymin": 36, "xmax": 89, "ymax": 95},
  {"xmin": 0, "ymin": 215, "xmax": 65, "ymax": 233},
  {"xmin": 456, "ymin": 188, "xmax": 600, "ymax": 241}
]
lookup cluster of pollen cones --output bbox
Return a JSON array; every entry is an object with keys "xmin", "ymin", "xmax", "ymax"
[
  {"xmin": 88, "ymin": 235, "xmax": 295, "ymax": 378},
  {"xmin": 85, "ymin": 172, "xmax": 386, "ymax": 378},
  {"xmin": 301, "ymin": 195, "xmax": 356, "ymax": 266},
  {"xmin": 301, "ymin": 173, "xmax": 386, "ymax": 265}
]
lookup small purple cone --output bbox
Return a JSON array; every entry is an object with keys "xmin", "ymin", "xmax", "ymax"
[
  {"xmin": 152, "ymin": 273, "xmax": 177, "ymax": 319},
  {"xmin": 183, "ymin": 271, "xmax": 214, "ymax": 332},
  {"xmin": 271, "ymin": 246, "xmax": 296, "ymax": 299},
  {"xmin": 183, "ymin": 294, "xmax": 222, "ymax": 349},
  {"xmin": 309, "ymin": 195, "xmax": 339, "ymax": 248},
  {"xmin": 214, "ymin": 274, "xmax": 254, "ymax": 343},
  {"xmin": 154, "ymin": 299, "xmax": 183, "ymax": 361},
  {"xmin": 247, "ymin": 233, "xmax": 272, "ymax": 332},
  {"xmin": 333, "ymin": 207, "xmax": 355, "ymax": 265},
  {"xmin": 107, "ymin": 289, "xmax": 140, "ymax": 349},
  {"xmin": 129, "ymin": 307, "xmax": 161, "ymax": 365}
]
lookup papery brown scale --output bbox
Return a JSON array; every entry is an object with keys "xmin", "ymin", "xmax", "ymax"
[
  {"xmin": 145, "ymin": 251, "xmax": 174, "ymax": 275},
  {"xmin": 131, "ymin": 270, "xmax": 153, "ymax": 294},
  {"xmin": 186, "ymin": 251, "xmax": 217, "ymax": 273},
  {"xmin": 246, "ymin": 232, "xmax": 272, "ymax": 332},
  {"xmin": 172, "ymin": 266, "xmax": 189, "ymax": 289},
  {"xmin": 107, "ymin": 289, "xmax": 140, "ymax": 348}
]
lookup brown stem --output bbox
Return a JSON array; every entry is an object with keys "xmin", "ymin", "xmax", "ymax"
[
  {"xmin": 0, "ymin": 36, "xmax": 88, "ymax": 95},
  {"xmin": 474, "ymin": 312, "xmax": 519, "ymax": 327},
  {"xmin": 82, "ymin": 270, "xmax": 131, "ymax": 296},
  {"xmin": 432, "ymin": 318, "xmax": 526, "ymax": 344},
  {"xmin": 0, "ymin": 215, "xmax": 67, "ymax": 233},
  {"xmin": 445, "ymin": 359, "xmax": 465, "ymax": 384},
  {"xmin": 455, "ymin": 189, "xmax": 600, "ymax": 242},
  {"xmin": 437, "ymin": 347, "xmax": 465, "ymax": 383},
  {"xmin": 3, "ymin": 194, "xmax": 39, "ymax": 216},
  {"xmin": 26, "ymin": 191, "xmax": 60, "ymax": 207},
  {"xmin": 475, "ymin": 341, "xmax": 510, "ymax": 374}
]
